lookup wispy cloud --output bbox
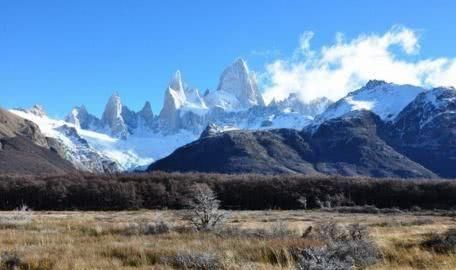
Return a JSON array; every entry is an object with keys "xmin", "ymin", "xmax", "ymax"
[{"xmin": 261, "ymin": 26, "xmax": 456, "ymax": 103}]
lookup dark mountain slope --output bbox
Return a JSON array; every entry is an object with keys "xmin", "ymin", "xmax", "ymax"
[
  {"xmin": 308, "ymin": 111, "xmax": 436, "ymax": 178},
  {"xmin": 0, "ymin": 108, "xmax": 76, "ymax": 174},
  {"xmin": 389, "ymin": 88, "xmax": 456, "ymax": 178},
  {"xmin": 149, "ymin": 111, "xmax": 436, "ymax": 178}
]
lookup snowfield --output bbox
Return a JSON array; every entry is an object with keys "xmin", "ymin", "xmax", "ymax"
[{"xmin": 10, "ymin": 109, "xmax": 196, "ymax": 171}]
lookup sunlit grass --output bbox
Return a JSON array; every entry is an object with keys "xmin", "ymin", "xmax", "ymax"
[{"xmin": 0, "ymin": 211, "xmax": 454, "ymax": 269}]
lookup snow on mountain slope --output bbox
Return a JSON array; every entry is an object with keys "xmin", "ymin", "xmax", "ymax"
[
  {"xmin": 315, "ymin": 80, "xmax": 425, "ymax": 124},
  {"xmin": 9, "ymin": 108, "xmax": 158, "ymax": 172}
]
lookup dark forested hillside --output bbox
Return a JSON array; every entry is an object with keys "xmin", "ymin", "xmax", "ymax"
[{"xmin": 1, "ymin": 172, "xmax": 455, "ymax": 211}]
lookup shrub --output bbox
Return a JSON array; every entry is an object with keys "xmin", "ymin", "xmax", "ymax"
[
  {"xmin": 421, "ymin": 228, "xmax": 456, "ymax": 253},
  {"xmin": 161, "ymin": 251, "xmax": 221, "ymax": 270},
  {"xmin": 295, "ymin": 247, "xmax": 352, "ymax": 270},
  {"xmin": 118, "ymin": 221, "xmax": 171, "ymax": 236},
  {"xmin": 298, "ymin": 222, "xmax": 380, "ymax": 269},
  {"xmin": 295, "ymin": 239, "xmax": 380, "ymax": 270},
  {"xmin": 327, "ymin": 239, "xmax": 380, "ymax": 268},
  {"xmin": 313, "ymin": 221, "xmax": 348, "ymax": 242},
  {"xmin": 0, "ymin": 251, "xmax": 21, "ymax": 270}
]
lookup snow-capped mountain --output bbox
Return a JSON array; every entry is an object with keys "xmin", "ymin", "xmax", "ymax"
[
  {"xmin": 10, "ymin": 59, "xmax": 328, "ymax": 173},
  {"xmin": 315, "ymin": 80, "xmax": 425, "ymax": 124},
  {"xmin": 14, "ymin": 59, "xmax": 452, "ymax": 174},
  {"xmin": 387, "ymin": 87, "xmax": 456, "ymax": 177},
  {"xmin": 205, "ymin": 58, "xmax": 265, "ymax": 111},
  {"xmin": 10, "ymin": 107, "xmax": 155, "ymax": 172}
]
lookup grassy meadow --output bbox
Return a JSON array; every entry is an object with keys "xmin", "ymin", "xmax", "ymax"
[{"xmin": 0, "ymin": 210, "xmax": 455, "ymax": 269}]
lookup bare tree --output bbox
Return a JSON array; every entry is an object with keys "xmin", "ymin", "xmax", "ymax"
[
  {"xmin": 298, "ymin": 196, "xmax": 307, "ymax": 209},
  {"xmin": 186, "ymin": 184, "xmax": 226, "ymax": 231}
]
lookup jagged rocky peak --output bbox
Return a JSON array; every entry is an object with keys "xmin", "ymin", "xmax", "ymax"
[
  {"xmin": 28, "ymin": 104, "xmax": 47, "ymax": 117},
  {"xmin": 66, "ymin": 107, "xmax": 81, "ymax": 128},
  {"xmin": 136, "ymin": 101, "xmax": 155, "ymax": 130},
  {"xmin": 66, "ymin": 105, "xmax": 102, "ymax": 130},
  {"xmin": 169, "ymin": 70, "xmax": 184, "ymax": 93},
  {"xmin": 162, "ymin": 71, "xmax": 187, "ymax": 111},
  {"xmin": 200, "ymin": 123, "xmax": 224, "ymax": 139},
  {"xmin": 66, "ymin": 105, "xmax": 88, "ymax": 128},
  {"xmin": 214, "ymin": 58, "xmax": 265, "ymax": 110},
  {"xmin": 139, "ymin": 101, "xmax": 154, "ymax": 119},
  {"xmin": 365, "ymin": 80, "xmax": 388, "ymax": 89},
  {"xmin": 102, "ymin": 92, "xmax": 128, "ymax": 139},
  {"xmin": 185, "ymin": 86, "xmax": 207, "ymax": 108},
  {"xmin": 159, "ymin": 71, "xmax": 188, "ymax": 131},
  {"xmin": 103, "ymin": 92, "xmax": 123, "ymax": 120}
]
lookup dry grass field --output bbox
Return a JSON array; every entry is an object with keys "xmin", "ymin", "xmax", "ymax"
[{"xmin": 0, "ymin": 210, "xmax": 455, "ymax": 270}]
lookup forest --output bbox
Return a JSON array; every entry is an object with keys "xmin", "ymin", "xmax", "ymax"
[{"xmin": 0, "ymin": 172, "xmax": 455, "ymax": 211}]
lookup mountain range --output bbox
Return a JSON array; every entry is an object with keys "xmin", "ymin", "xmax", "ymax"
[{"xmin": 3, "ymin": 58, "xmax": 456, "ymax": 178}]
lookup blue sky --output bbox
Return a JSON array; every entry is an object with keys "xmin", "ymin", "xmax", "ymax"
[{"xmin": 1, "ymin": 0, "xmax": 455, "ymax": 118}]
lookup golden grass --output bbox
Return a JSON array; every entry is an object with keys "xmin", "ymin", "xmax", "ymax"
[{"xmin": 0, "ymin": 210, "xmax": 454, "ymax": 269}]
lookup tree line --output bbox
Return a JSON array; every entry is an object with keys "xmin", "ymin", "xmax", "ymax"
[{"xmin": 0, "ymin": 172, "xmax": 455, "ymax": 210}]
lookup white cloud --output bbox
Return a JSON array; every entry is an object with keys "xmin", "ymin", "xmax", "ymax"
[{"xmin": 262, "ymin": 26, "xmax": 456, "ymax": 104}]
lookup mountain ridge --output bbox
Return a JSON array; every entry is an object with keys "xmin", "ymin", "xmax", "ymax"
[{"xmin": 5, "ymin": 58, "xmax": 456, "ymax": 176}]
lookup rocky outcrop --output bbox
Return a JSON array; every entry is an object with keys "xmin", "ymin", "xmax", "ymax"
[
  {"xmin": 199, "ymin": 124, "xmax": 226, "ymax": 139},
  {"xmin": 101, "ymin": 93, "xmax": 129, "ymax": 139}
]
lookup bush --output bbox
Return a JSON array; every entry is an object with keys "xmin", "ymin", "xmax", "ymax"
[
  {"xmin": 119, "ymin": 221, "xmax": 171, "ymax": 236},
  {"xmin": 161, "ymin": 251, "xmax": 221, "ymax": 270},
  {"xmin": 0, "ymin": 251, "xmax": 21, "ymax": 270},
  {"xmin": 421, "ymin": 228, "xmax": 456, "ymax": 253},
  {"xmin": 296, "ymin": 239, "xmax": 380, "ymax": 270},
  {"xmin": 295, "ymin": 247, "xmax": 352, "ymax": 270},
  {"xmin": 327, "ymin": 239, "xmax": 380, "ymax": 268},
  {"xmin": 313, "ymin": 221, "xmax": 348, "ymax": 242},
  {"xmin": 297, "ymin": 222, "xmax": 380, "ymax": 269}
]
